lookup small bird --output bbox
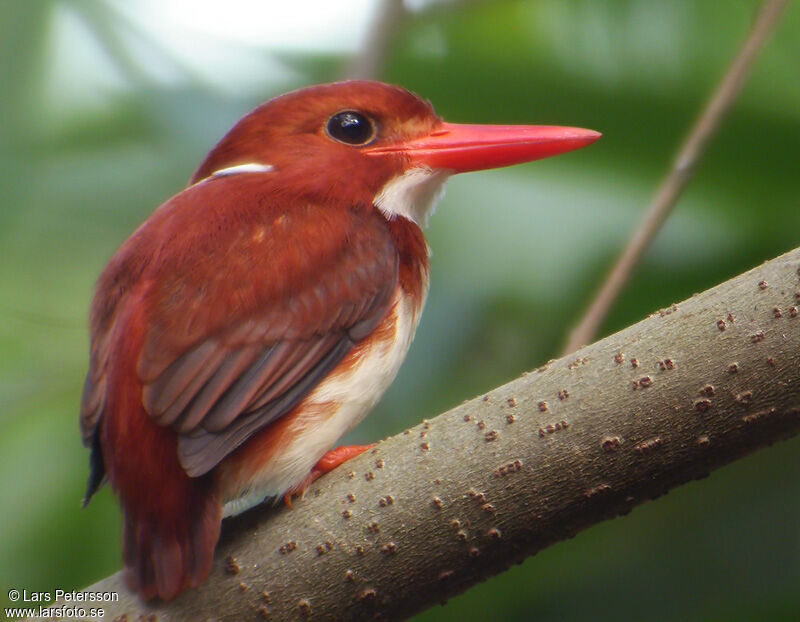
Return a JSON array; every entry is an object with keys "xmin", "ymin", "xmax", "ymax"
[{"xmin": 80, "ymin": 80, "xmax": 599, "ymax": 601}]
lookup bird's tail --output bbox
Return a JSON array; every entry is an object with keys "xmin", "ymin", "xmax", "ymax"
[
  {"xmin": 121, "ymin": 482, "xmax": 221, "ymax": 601},
  {"xmin": 100, "ymin": 301, "xmax": 223, "ymax": 601}
]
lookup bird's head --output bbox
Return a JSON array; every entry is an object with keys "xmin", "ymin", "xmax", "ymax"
[{"xmin": 192, "ymin": 80, "xmax": 600, "ymax": 226}]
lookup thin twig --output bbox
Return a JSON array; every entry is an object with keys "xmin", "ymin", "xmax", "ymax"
[
  {"xmin": 563, "ymin": 0, "xmax": 790, "ymax": 355},
  {"xmin": 342, "ymin": 0, "xmax": 407, "ymax": 80}
]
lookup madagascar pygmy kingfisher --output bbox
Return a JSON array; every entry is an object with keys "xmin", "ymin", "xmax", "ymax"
[{"xmin": 80, "ymin": 80, "xmax": 600, "ymax": 600}]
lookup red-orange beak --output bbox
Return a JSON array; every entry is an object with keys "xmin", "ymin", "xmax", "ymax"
[{"xmin": 366, "ymin": 122, "xmax": 601, "ymax": 173}]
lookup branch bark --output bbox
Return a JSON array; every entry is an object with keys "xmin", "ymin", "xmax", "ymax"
[
  {"xmin": 67, "ymin": 247, "xmax": 800, "ymax": 620},
  {"xmin": 563, "ymin": 0, "xmax": 790, "ymax": 354}
]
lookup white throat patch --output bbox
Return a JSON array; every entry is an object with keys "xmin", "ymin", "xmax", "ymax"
[{"xmin": 373, "ymin": 167, "xmax": 449, "ymax": 227}]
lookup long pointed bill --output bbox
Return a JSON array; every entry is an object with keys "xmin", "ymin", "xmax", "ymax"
[{"xmin": 366, "ymin": 122, "xmax": 601, "ymax": 173}]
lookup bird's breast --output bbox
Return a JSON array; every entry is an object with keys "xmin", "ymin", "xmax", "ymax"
[{"xmin": 219, "ymin": 285, "xmax": 426, "ymax": 516}]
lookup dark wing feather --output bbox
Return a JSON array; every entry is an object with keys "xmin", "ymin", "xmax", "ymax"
[
  {"xmin": 80, "ymin": 306, "xmax": 120, "ymax": 503},
  {"xmin": 168, "ymin": 271, "xmax": 394, "ymax": 477},
  {"xmin": 177, "ymin": 336, "xmax": 355, "ymax": 477}
]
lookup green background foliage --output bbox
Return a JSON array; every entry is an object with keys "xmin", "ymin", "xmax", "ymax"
[{"xmin": 1, "ymin": 1, "xmax": 798, "ymax": 619}]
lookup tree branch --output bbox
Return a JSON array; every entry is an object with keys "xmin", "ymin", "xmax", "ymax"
[
  {"xmin": 563, "ymin": 0, "xmax": 790, "ymax": 354},
  {"xmin": 66, "ymin": 246, "xmax": 800, "ymax": 620}
]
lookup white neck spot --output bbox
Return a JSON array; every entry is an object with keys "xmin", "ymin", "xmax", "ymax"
[
  {"xmin": 193, "ymin": 162, "xmax": 274, "ymax": 186},
  {"xmin": 373, "ymin": 167, "xmax": 450, "ymax": 227}
]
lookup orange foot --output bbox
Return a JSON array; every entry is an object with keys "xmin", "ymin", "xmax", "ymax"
[{"xmin": 283, "ymin": 444, "xmax": 375, "ymax": 507}]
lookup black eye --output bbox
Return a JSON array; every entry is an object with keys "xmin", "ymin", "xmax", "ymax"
[{"xmin": 326, "ymin": 111, "xmax": 375, "ymax": 145}]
